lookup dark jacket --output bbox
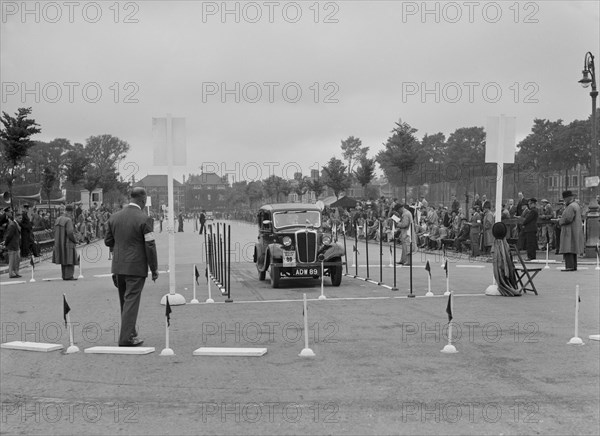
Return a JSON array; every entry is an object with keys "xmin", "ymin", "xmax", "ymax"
[
  {"xmin": 522, "ymin": 206, "xmax": 539, "ymax": 233},
  {"xmin": 105, "ymin": 205, "xmax": 158, "ymax": 277},
  {"xmin": 4, "ymin": 220, "xmax": 20, "ymax": 251}
]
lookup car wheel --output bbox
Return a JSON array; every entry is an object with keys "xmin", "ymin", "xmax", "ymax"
[
  {"xmin": 270, "ymin": 265, "xmax": 280, "ymax": 288},
  {"xmin": 330, "ymin": 263, "xmax": 343, "ymax": 287},
  {"xmin": 259, "ymin": 269, "xmax": 266, "ymax": 281}
]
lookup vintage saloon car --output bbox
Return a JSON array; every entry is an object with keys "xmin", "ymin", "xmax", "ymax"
[{"xmin": 253, "ymin": 203, "xmax": 345, "ymax": 288}]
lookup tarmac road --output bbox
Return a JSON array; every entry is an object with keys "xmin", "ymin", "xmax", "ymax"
[{"xmin": 1, "ymin": 220, "xmax": 598, "ymax": 435}]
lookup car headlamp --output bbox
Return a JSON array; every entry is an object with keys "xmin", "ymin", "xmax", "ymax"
[
  {"xmin": 322, "ymin": 235, "xmax": 332, "ymax": 245},
  {"xmin": 282, "ymin": 236, "xmax": 292, "ymax": 247}
]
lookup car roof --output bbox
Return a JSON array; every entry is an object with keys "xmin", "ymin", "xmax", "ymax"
[{"xmin": 260, "ymin": 203, "xmax": 322, "ymax": 212}]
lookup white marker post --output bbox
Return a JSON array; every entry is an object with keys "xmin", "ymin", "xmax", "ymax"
[
  {"xmin": 30, "ymin": 261, "xmax": 35, "ymax": 283},
  {"xmin": 190, "ymin": 265, "xmax": 199, "ymax": 304},
  {"xmin": 299, "ymin": 293, "xmax": 315, "ymax": 357},
  {"xmin": 318, "ymin": 260, "xmax": 326, "ymax": 300},
  {"xmin": 160, "ymin": 297, "xmax": 175, "ymax": 356},
  {"xmin": 441, "ymin": 292, "xmax": 458, "ymax": 353},
  {"xmin": 545, "ymin": 244, "xmax": 550, "ymax": 269},
  {"xmin": 77, "ymin": 250, "xmax": 84, "ymax": 279},
  {"xmin": 206, "ymin": 263, "xmax": 214, "ymax": 304},
  {"xmin": 443, "ymin": 262, "xmax": 451, "ymax": 296},
  {"xmin": 596, "ymin": 244, "xmax": 600, "ymax": 270},
  {"xmin": 425, "ymin": 262, "xmax": 433, "ymax": 297},
  {"xmin": 567, "ymin": 285, "xmax": 584, "ymax": 345}
]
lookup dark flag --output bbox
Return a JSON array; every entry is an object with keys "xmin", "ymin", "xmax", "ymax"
[
  {"xmin": 195, "ymin": 266, "xmax": 200, "ymax": 284},
  {"xmin": 443, "ymin": 259, "xmax": 448, "ymax": 278},
  {"xmin": 353, "ymin": 244, "xmax": 359, "ymax": 255},
  {"xmin": 425, "ymin": 260, "xmax": 431, "ymax": 278},
  {"xmin": 442, "ymin": 244, "xmax": 447, "ymax": 259},
  {"xmin": 445, "ymin": 293, "xmax": 453, "ymax": 323},
  {"xmin": 63, "ymin": 294, "xmax": 71, "ymax": 327},
  {"xmin": 166, "ymin": 296, "xmax": 172, "ymax": 327},
  {"xmin": 205, "ymin": 267, "xmax": 208, "ymax": 281},
  {"xmin": 30, "ymin": 256, "xmax": 35, "ymax": 270}
]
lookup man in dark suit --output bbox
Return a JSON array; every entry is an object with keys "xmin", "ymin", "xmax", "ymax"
[
  {"xmin": 105, "ymin": 187, "xmax": 158, "ymax": 347},
  {"xmin": 3, "ymin": 207, "xmax": 22, "ymax": 278},
  {"xmin": 522, "ymin": 198, "xmax": 539, "ymax": 260},
  {"xmin": 198, "ymin": 210, "xmax": 206, "ymax": 235}
]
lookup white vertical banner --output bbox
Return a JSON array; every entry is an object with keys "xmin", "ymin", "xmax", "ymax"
[
  {"xmin": 152, "ymin": 117, "xmax": 186, "ymax": 166},
  {"xmin": 486, "ymin": 115, "xmax": 517, "ymax": 222}
]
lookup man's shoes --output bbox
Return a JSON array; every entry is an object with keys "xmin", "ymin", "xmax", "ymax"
[
  {"xmin": 63, "ymin": 277, "xmax": 78, "ymax": 281},
  {"xmin": 9, "ymin": 275, "xmax": 21, "ymax": 278},
  {"xmin": 561, "ymin": 268, "xmax": 576, "ymax": 272},
  {"xmin": 396, "ymin": 261, "xmax": 405, "ymax": 265},
  {"xmin": 119, "ymin": 338, "xmax": 144, "ymax": 347}
]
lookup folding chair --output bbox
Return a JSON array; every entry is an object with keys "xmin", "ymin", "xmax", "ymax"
[{"xmin": 509, "ymin": 244, "xmax": 542, "ymax": 295}]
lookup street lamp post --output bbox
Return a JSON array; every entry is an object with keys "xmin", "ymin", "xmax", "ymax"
[{"xmin": 579, "ymin": 52, "xmax": 598, "ymax": 181}]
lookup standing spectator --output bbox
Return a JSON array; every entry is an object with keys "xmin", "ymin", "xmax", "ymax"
[
  {"xmin": 104, "ymin": 187, "xmax": 158, "ymax": 347},
  {"xmin": 557, "ymin": 191, "xmax": 583, "ymax": 271},
  {"xmin": 451, "ymin": 194, "xmax": 460, "ymax": 214},
  {"xmin": 539, "ymin": 199, "xmax": 555, "ymax": 250},
  {"xmin": 469, "ymin": 206, "xmax": 482, "ymax": 257},
  {"xmin": 554, "ymin": 200, "xmax": 565, "ymax": 254},
  {"xmin": 522, "ymin": 198, "xmax": 539, "ymax": 260},
  {"xmin": 199, "ymin": 210, "xmax": 206, "ymax": 235},
  {"xmin": 20, "ymin": 204, "xmax": 33, "ymax": 257},
  {"xmin": 52, "ymin": 205, "xmax": 79, "ymax": 280},
  {"xmin": 515, "ymin": 192, "xmax": 527, "ymax": 217},
  {"xmin": 453, "ymin": 218, "xmax": 470, "ymax": 253},
  {"xmin": 473, "ymin": 194, "xmax": 482, "ymax": 209},
  {"xmin": 394, "ymin": 203, "xmax": 415, "ymax": 265},
  {"xmin": 481, "ymin": 201, "xmax": 494, "ymax": 254},
  {"xmin": 3, "ymin": 207, "xmax": 21, "ymax": 278},
  {"xmin": 177, "ymin": 209, "xmax": 184, "ymax": 232}
]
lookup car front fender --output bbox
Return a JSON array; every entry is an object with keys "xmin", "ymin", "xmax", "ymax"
[{"xmin": 322, "ymin": 243, "xmax": 345, "ymax": 261}]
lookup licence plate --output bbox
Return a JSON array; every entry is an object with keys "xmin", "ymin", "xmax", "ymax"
[{"xmin": 294, "ymin": 268, "xmax": 320, "ymax": 276}]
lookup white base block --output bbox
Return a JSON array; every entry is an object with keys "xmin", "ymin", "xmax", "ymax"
[
  {"xmin": 43, "ymin": 278, "xmax": 62, "ymax": 281},
  {"xmin": 84, "ymin": 346, "xmax": 155, "ymax": 354},
  {"xmin": 193, "ymin": 347, "xmax": 267, "ymax": 356},
  {"xmin": 1, "ymin": 341, "xmax": 63, "ymax": 352},
  {"xmin": 567, "ymin": 337, "xmax": 584, "ymax": 345},
  {"xmin": 160, "ymin": 348, "xmax": 175, "ymax": 356},
  {"xmin": 29, "ymin": 278, "xmax": 36, "ymax": 283},
  {"xmin": 205, "ymin": 298, "xmax": 215, "ymax": 303},
  {"xmin": 441, "ymin": 344, "xmax": 458, "ymax": 353},
  {"xmin": 190, "ymin": 299, "xmax": 200, "ymax": 304},
  {"xmin": 318, "ymin": 295, "xmax": 327, "ymax": 300},
  {"xmin": 160, "ymin": 293, "xmax": 186, "ymax": 305},
  {"xmin": 589, "ymin": 335, "xmax": 600, "ymax": 341},
  {"xmin": 443, "ymin": 291, "xmax": 451, "ymax": 296},
  {"xmin": 299, "ymin": 348, "xmax": 316, "ymax": 357},
  {"xmin": 485, "ymin": 285, "xmax": 501, "ymax": 296},
  {"xmin": 425, "ymin": 291, "xmax": 434, "ymax": 297},
  {"xmin": 66, "ymin": 345, "xmax": 80, "ymax": 354}
]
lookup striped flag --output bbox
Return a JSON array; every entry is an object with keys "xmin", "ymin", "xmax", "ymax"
[
  {"xmin": 166, "ymin": 296, "xmax": 172, "ymax": 327},
  {"xmin": 425, "ymin": 260, "xmax": 431, "ymax": 279},
  {"xmin": 445, "ymin": 293, "xmax": 453, "ymax": 323},
  {"xmin": 63, "ymin": 295, "xmax": 71, "ymax": 327},
  {"xmin": 443, "ymin": 259, "xmax": 448, "ymax": 278}
]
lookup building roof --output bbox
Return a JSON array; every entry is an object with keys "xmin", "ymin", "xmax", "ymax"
[
  {"xmin": 135, "ymin": 175, "xmax": 183, "ymax": 187},
  {"xmin": 187, "ymin": 172, "xmax": 228, "ymax": 186}
]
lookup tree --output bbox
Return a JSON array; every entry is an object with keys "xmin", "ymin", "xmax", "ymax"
[
  {"xmin": 354, "ymin": 157, "xmax": 376, "ymax": 197},
  {"xmin": 85, "ymin": 134, "xmax": 131, "ymax": 193},
  {"xmin": 305, "ymin": 178, "xmax": 326, "ymax": 200},
  {"xmin": 292, "ymin": 177, "xmax": 308, "ymax": 201},
  {"xmin": 321, "ymin": 157, "xmax": 352, "ymax": 199},
  {"xmin": 341, "ymin": 136, "xmax": 368, "ymax": 176},
  {"xmin": 41, "ymin": 166, "xmax": 57, "ymax": 212},
  {"xmin": 376, "ymin": 119, "xmax": 420, "ymax": 199},
  {"xmin": 246, "ymin": 181, "xmax": 264, "ymax": 208},
  {"xmin": 0, "ymin": 108, "xmax": 41, "ymax": 207},
  {"xmin": 64, "ymin": 143, "xmax": 90, "ymax": 188}
]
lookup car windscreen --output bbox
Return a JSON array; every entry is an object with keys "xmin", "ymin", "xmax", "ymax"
[{"xmin": 273, "ymin": 210, "xmax": 321, "ymax": 229}]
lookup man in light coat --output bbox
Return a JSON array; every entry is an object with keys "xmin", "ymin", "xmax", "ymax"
[
  {"xmin": 52, "ymin": 205, "xmax": 79, "ymax": 280},
  {"xmin": 557, "ymin": 190, "xmax": 583, "ymax": 271},
  {"xmin": 394, "ymin": 203, "xmax": 415, "ymax": 265}
]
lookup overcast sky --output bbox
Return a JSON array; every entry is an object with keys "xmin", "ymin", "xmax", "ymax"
[{"xmin": 1, "ymin": 0, "xmax": 599, "ymax": 183}]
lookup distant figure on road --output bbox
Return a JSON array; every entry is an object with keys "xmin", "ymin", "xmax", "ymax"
[
  {"xmin": 104, "ymin": 187, "xmax": 158, "ymax": 347},
  {"xmin": 178, "ymin": 209, "xmax": 184, "ymax": 232},
  {"xmin": 199, "ymin": 210, "xmax": 206, "ymax": 235},
  {"xmin": 52, "ymin": 205, "xmax": 79, "ymax": 280}
]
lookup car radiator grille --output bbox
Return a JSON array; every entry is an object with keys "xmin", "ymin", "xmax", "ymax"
[{"xmin": 295, "ymin": 230, "xmax": 317, "ymax": 263}]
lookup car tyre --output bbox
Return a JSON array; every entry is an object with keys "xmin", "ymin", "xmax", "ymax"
[
  {"xmin": 258, "ymin": 269, "xmax": 266, "ymax": 281},
  {"xmin": 270, "ymin": 265, "xmax": 280, "ymax": 288}
]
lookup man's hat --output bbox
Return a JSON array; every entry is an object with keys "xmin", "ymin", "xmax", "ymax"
[
  {"xmin": 562, "ymin": 190, "xmax": 575, "ymax": 199},
  {"xmin": 529, "ymin": 197, "xmax": 537, "ymax": 203}
]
